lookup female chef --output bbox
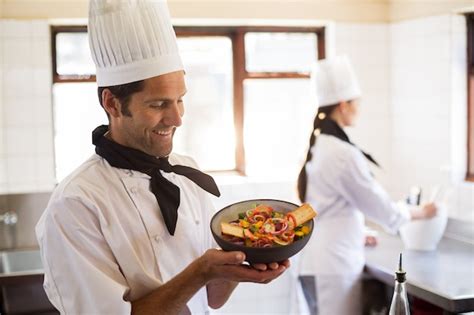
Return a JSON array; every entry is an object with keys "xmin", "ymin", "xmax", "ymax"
[{"xmin": 297, "ymin": 56, "xmax": 436, "ymax": 315}]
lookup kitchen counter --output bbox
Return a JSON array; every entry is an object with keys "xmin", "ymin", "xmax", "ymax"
[
  {"xmin": 0, "ymin": 270, "xmax": 44, "ymax": 286},
  {"xmin": 0, "ymin": 250, "xmax": 56, "ymax": 314},
  {"xmin": 365, "ymin": 232, "xmax": 474, "ymax": 313},
  {"xmin": 0, "ymin": 249, "xmax": 44, "ymax": 285}
]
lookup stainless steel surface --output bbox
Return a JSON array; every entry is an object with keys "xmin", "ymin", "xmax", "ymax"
[
  {"xmin": 0, "ymin": 192, "xmax": 51, "ymax": 250},
  {"xmin": 0, "ymin": 250, "xmax": 56, "ymax": 314},
  {"xmin": 0, "ymin": 249, "xmax": 43, "ymax": 275},
  {"xmin": 365, "ymin": 232, "xmax": 474, "ymax": 313}
]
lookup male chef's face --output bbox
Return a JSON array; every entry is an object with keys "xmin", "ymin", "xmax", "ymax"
[{"xmin": 110, "ymin": 71, "xmax": 186, "ymax": 157}]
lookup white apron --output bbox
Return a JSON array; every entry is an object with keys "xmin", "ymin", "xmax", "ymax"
[
  {"xmin": 299, "ymin": 211, "xmax": 365, "ymax": 315},
  {"xmin": 300, "ymin": 211, "xmax": 365, "ymax": 276}
]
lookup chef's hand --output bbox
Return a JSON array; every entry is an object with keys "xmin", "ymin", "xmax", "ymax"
[
  {"xmin": 410, "ymin": 202, "xmax": 437, "ymax": 220},
  {"xmin": 198, "ymin": 248, "xmax": 289, "ymax": 284},
  {"xmin": 364, "ymin": 235, "xmax": 377, "ymax": 247}
]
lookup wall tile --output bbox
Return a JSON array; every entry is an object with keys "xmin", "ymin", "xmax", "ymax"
[
  {"xmin": 36, "ymin": 155, "xmax": 56, "ymax": 189},
  {"xmin": 32, "ymin": 39, "xmax": 51, "ymax": 68},
  {"xmin": 35, "ymin": 125, "xmax": 54, "ymax": 155},
  {"xmin": 5, "ymin": 127, "xmax": 33, "ymax": 156},
  {"xmin": 2, "ymin": 68, "xmax": 34, "ymax": 98},
  {"xmin": 336, "ymin": 23, "xmax": 388, "ymax": 43},
  {"xmin": 3, "ymin": 98, "xmax": 35, "ymax": 127},
  {"xmin": 457, "ymin": 184, "xmax": 474, "ymax": 220},
  {"xmin": 0, "ymin": 158, "xmax": 6, "ymax": 186},
  {"xmin": 2, "ymin": 38, "xmax": 32, "ymax": 67},
  {"xmin": 33, "ymin": 96, "xmax": 53, "ymax": 125},
  {"xmin": 2, "ymin": 20, "xmax": 31, "ymax": 38},
  {"xmin": 30, "ymin": 20, "xmax": 49, "ymax": 39},
  {"xmin": 33, "ymin": 67, "xmax": 52, "ymax": 97},
  {"xmin": 6, "ymin": 156, "xmax": 37, "ymax": 186},
  {"xmin": 0, "ymin": 124, "xmax": 4, "ymax": 157},
  {"xmin": 0, "ymin": 66, "xmax": 3, "ymax": 101},
  {"xmin": 0, "ymin": 71, "xmax": 3, "ymax": 120},
  {"xmin": 389, "ymin": 14, "xmax": 473, "ymax": 222},
  {"xmin": 451, "ymin": 14, "xmax": 466, "ymax": 35}
]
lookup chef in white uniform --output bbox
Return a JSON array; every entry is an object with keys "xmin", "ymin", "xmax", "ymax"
[
  {"xmin": 36, "ymin": 1, "xmax": 289, "ymax": 314},
  {"xmin": 297, "ymin": 56, "xmax": 436, "ymax": 315}
]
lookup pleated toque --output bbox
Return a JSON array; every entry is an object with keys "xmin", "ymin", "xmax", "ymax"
[{"xmin": 88, "ymin": 0, "xmax": 184, "ymax": 87}]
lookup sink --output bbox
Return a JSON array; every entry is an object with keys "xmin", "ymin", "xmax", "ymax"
[
  {"xmin": 0, "ymin": 250, "xmax": 57, "ymax": 314},
  {"xmin": 0, "ymin": 250, "xmax": 43, "ymax": 274}
]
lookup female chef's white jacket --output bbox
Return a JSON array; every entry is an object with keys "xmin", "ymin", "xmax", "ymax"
[
  {"xmin": 36, "ymin": 153, "xmax": 215, "ymax": 314},
  {"xmin": 300, "ymin": 134, "xmax": 411, "ymax": 276}
]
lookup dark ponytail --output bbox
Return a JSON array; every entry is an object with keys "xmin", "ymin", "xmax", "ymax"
[{"xmin": 297, "ymin": 104, "xmax": 338, "ymax": 202}]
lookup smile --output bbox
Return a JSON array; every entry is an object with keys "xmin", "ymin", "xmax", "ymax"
[{"xmin": 153, "ymin": 130, "xmax": 173, "ymax": 136}]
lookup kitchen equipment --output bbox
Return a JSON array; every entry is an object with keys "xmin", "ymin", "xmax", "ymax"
[
  {"xmin": 406, "ymin": 186, "xmax": 422, "ymax": 205},
  {"xmin": 399, "ymin": 187, "xmax": 448, "ymax": 251},
  {"xmin": 0, "ymin": 249, "xmax": 57, "ymax": 314},
  {"xmin": 210, "ymin": 199, "xmax": 315, "ymax": 263}
]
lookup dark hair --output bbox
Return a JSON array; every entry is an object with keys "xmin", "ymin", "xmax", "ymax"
[
  {"xmin": 97, "ymin": 80, "xmax": 145, "ymax": 117},
  {"xmin": 297, "ymin": 104, "xmax": 338, "ymax": 202}
]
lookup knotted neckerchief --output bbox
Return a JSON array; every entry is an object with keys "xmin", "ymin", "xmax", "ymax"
[
  {"xmin": 92, "ymin": 125, "xmax": 220, "ymax": 235},
  {"xmin": 318, "ymin": 118, "xmax": 380, "ymax": 167}
]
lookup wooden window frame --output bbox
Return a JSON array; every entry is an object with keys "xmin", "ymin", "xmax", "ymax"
[
  {"xmin": 51, "ymin": 25, "xmax": 325, "ymax": 175},
  {"xmin": 51, "ymin": 25, "xmax": 96, "ymax": 83},
  {"xmin": 175, "ymin": 26, "xmax": 325, "ymax": 174},
  {"xmin": 467, "ymin": 14, "xmax": 474, "ymax": 182}
]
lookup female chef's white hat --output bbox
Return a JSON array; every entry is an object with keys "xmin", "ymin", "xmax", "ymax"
[
  {"xmin": 88, "ymin": 0, "xmax": 184, "ymax": 87},
  {"xmin": 311, "ymin": 55, "xmax": 361, "ymax": 107}
]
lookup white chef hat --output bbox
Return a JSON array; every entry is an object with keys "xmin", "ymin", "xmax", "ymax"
[
  {"xmin": 88, "ymin": 0, "xmax": 184, "ymax": 87},
  {"xmin": 311, "ymin": 55, "xmax": 361, "ymax": 107}
]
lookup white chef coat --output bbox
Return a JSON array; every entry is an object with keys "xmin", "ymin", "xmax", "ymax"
[
  {"xmin": 36, "ymin": 153, "xmax": 215, "ymax": 315},
  {"xmin": 298, "ymin": 134, "xmax": 410, "ymax": 315}
]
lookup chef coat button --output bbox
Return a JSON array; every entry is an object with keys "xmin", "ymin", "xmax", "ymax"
[
  {"xmin": 130, "ymin": 187, "xmax": 137, "ymax": 194},
  {"xmin": 154, "ymin": 235, "xmax": 160, "ymax": 242},
  {"xmin": 195, "ymin": 220, "xmax": 200, "ymax": 225}
]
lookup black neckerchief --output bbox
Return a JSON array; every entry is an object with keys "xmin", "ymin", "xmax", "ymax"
[
  {"xmin": 319, "ymin": 118, "xmax": 380, "ymax": 167},
  {"xmin": 92, "ymin": 125, "xmax": 220, "ymax": 235}
]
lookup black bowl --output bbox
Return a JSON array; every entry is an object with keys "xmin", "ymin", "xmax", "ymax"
[{"xmin": 210, "ymin": 199, "xmax": 314, "ymax": 264}]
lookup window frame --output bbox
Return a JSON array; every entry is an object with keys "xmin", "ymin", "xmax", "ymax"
[
  {"xmin": 51, "ymin": 25, "xmax": 96, "ymax": 83},
  {"xmin": 51, "ymin": 25, "xmax": 325, "ymax": 175},
  {"xmin": 467, "ymin": 14, "xmax": 474, "ymax": 182},
  {"xmin": 175, "ymin": 26, "xmax": 325, "ymax": 174}
]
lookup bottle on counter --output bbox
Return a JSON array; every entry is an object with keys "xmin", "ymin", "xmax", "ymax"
[{"xmin": 389, "ymin": 253, "xmax": 410, "ymax": 315}]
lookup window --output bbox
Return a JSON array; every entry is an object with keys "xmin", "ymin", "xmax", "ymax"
[
  {"xmin": 467, "ymin": 14, "xmax": 474, "ymax": 181},
  {"xmin": 175, "ymin": 26, "xmax": 325, "ymax": 179},
  {"xmin": 52, "ymin": 26, "xmax": 107, "ymax": 181},
  {"xmin": 52, "ymin": 25, "xmax": 324, "ymax": 181}
]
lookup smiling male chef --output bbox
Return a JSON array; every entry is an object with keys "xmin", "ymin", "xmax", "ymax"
[{"xmin": 35, "ymin": 0, "xmax": 289, "ymax": 314}]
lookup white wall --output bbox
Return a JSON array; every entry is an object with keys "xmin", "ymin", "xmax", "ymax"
[
  {"xmin": 333, "ymin": 23, "xmax": 393, "ymax": 191},
  {"xmin": 389, "ymin": 14, "xmax": 474, "ymax": 221},
  {"xmin": 0, "ymin": 20, "xmax": 56, "ymax": 193}
]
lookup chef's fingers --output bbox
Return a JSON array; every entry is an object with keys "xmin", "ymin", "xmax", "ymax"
[
  {"xmin": 279, "ymin": 259, "xmax": 291, "ymax": 268},
  {"xmin": 420, "ymin": 202, "xmax": 437, "ymax": 219},
  {"xmin": 203, "ymin": 249, "xmax": 246, "ymax": 266},
  {"xmin": 251, "ymin": 263, "xmax": 267, "ymax": 271}
]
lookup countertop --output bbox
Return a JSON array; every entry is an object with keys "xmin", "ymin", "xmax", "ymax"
[
  {"xmin": 2, "ymin": 234, "xmax": 474, "ymax": 312},
  {"xmin": 365, "ymin": 232, "xmax": 474, "ymax": 313}
]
